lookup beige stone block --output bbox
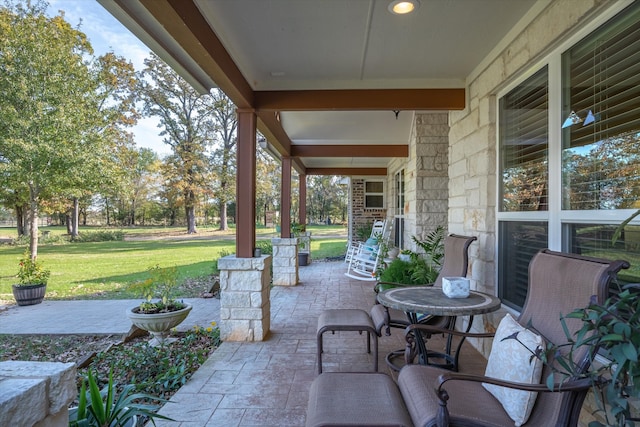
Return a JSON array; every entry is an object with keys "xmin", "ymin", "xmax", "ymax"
[
  {"xmin": 0, "ymin": 361, "xmax": 76, "ymax": 416},
  {"xmin": 0, "ymin": 378, "xmax": 47, "ymax": 427},
  {"xmin": 221, "ymin": 319, "xmax": 253, "ymax": 341},
  {"xmin": 230, "ymin": 308, "xmax": 264, "ymax": 320},
  {"xmin": 218, "ymin": 255, "xmax": 252, "ymax": 271},
  {"xmin": 221, "ymin": 292, "xmax": 251, "ymax": 308},
  {"xmin": 34, "ymin": 408, "xmax": 69, "ymax": 427},
  {"xmin": 250, "ymin": 290, "xmax": 268, "ymax": 308}
]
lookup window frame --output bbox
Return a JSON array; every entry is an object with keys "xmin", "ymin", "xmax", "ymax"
[
  {"xmin": 496, "ymin": 0, "xmax": 639, "ymax": 310},
  {"xmin": 364, "ymin": 179, "xmax": 385, "ymax": 209}
]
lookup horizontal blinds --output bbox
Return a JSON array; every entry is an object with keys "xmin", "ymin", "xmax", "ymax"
[
  {"xmin": 564, "ymin": 3, "xmax": 640, "ymax": 148},
  {"xmin": 499, "ymin": 67, "xmax": 549, "ymax": 212},
  {"xmin": 563, "ymin": 2, "xmax": 640, "ymax": 210},
  {"xmin": 498, "ymin": 221, "xmax": 548, "ymax": 310}
]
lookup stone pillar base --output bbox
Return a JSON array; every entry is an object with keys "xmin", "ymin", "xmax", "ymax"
[
  {"xmin": 219, "ymin": 254, "xmax": 271, "ymax": 341},
  {"xmin": 0, "ymin": 361, "xmax": 76, "ymax": 427},
  {"xmin": 272, "ymin": 238, "xmax": 299, "ymax": 286}
]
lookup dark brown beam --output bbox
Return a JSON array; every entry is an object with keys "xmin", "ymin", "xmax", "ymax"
[
  {"xmin": 157, "ymin": 0, "xmax": 254, "ymax": 108},
  {"xmin": 281, "ymin": 157, "xmax": 292, "ymax": 238},
  {"xmin": 256, "ymin": 111, "xmax": 291, "ymax": 156},
  {"xmin": 299, "ymin": 174, "xmax": 307, "ymax": 226},
  {"xmin": 306, "ymin": 168, "xmax": 387, "ymax": 176},
  {"xmin": 254, "ymin": 89, "xmax": 465, "ymax": 111},
  {"xmin": 236, "ymin": 110, "xmax": 257, "ymax": 258},
  {"xmin": 291, "ymin": 145, "xmax": 408, "ymax": 158}
]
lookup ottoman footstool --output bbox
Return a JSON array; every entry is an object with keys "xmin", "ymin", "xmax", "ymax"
[
  {"xmin": 306, "ymin": 372, "xmax": 413, "ymax": 427},
  {"xmin": 317, "ymin": 309, "xmax": 378, "ymax": 374}
]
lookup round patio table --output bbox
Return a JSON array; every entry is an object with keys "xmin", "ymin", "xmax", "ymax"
[{"xmin": 377, "ymin": 286, "xmax": 501, "ymax": 370}]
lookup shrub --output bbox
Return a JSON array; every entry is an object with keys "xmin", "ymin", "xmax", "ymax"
[
  {"xmin": 84, "ymin": 325, "xmax": 221, "ymax": 399},
  {"xmin": 75, "ymin": 230, "xmax": 125, "ymax": 242}
]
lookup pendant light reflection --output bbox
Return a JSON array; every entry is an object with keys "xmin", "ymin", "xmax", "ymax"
[
  {"xmin": 562, "ymin": 111, "xmax": 582, "ymax": 128},
  {"xmin": 562, "ymin": 110, "xmax": 598, "ymax": 129},
  {"xmin": 583, "ymin": 110, "xmax": 595, "ymax": 126}
]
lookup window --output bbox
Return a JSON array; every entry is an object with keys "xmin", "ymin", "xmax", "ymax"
[
  {"xmin": 394, "ymin": 170, "xmax": 405, "ymax": 248},
  {"xmin": 499, "ymin": 67, "xmax": 549, "ymax": 212},
  {"xmin": 365, "ymin": 180, "xmax": 384, "ymax": 209},
  {"xmin": 498, "ymin": 2, "xmax": 640, "ymax": 310},
  {"xmin": 561, "ymin": 8, "xmax": 640, "ymax": 211}
]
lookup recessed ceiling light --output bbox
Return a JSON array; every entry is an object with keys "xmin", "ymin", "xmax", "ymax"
[
  {"xmin": 270, "ymin": 71, "xmax": 285, "ymax": 77},
  {"xmin": 388, "ymin": 0, "xmax": 419, "ymax": 15}
]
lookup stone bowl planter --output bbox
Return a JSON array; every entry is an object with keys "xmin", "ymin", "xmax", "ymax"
[
  {"xmin": 12, "ymin": 283, "xmax": 46, "ymax": 306},
  {"xmin": 126, "ymin": 303, "xmax": 192, "ymax": 344}
]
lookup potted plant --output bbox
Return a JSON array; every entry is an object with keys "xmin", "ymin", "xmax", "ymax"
[
  {"xmin": 514, "ymin": 284, "xmax": 640, "ymax": 426},
  {"xmin": 12, "ymin": 250, "xmax": 50, "ymax": 306},
  {"xmin": 69, "ymin": 368, "xmax": 173, "ymax": 427},
  {"xmin": 126, "ymin": 265, "xmax": 192, "ymax": 344}
]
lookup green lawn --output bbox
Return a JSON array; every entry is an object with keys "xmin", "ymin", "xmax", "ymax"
[{"xmin": 0, "ymin": 225, "xmax": 347, "ymax": 302}]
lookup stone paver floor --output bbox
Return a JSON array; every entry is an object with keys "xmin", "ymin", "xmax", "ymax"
[{"xmin": 154, "ymin": 261, "xmax": 485, "ymax": 426}]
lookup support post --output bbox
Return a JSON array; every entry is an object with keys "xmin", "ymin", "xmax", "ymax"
[
  {"xmin": 281, "ymin": 157, "xmax": 292, "ymax": 238},
  {"xmin": 236, "ymin": 109, "xmax": 257, "ymax": 258},
  {"xmin": 299, "ymin": 173, "xmax": 307, "ymax": 226}
]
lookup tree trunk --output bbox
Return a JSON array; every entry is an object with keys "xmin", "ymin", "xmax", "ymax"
[
  {"xmin": 15, "ymin": 205, "xmax": 25, "ymax": 236},
  {"xmin": 219, "ymin": 201, "xmax": 228, "ymax": 231},
  {"xmin": 28, "ymin": 186, "xmax": 39, "ymax": 260},
  {"xmin": 186, "ymin": 205, "xmax": 197, "ymax": 234},
  {"xmin": 70, "ymin": 197, "xmax": 79, "ymax": 238},
  {"xmin": 130, "ymin": 198, "xmax": 136, "ymax": 226},
  {"xmin": 66, "ymin": 214, "xmax": 72, "ymax": 235},
  {"xmin": 105, "ymin": 198, "xmax": 111, "ymax": 226}
]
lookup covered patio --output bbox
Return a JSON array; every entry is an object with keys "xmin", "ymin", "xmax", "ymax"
[{"xmin": 153, "ymin": 260, "xmax": 486, "ymax": 426}]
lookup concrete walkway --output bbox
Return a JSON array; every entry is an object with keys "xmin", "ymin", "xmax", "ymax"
[{"xmin": 0, "ymin": 298, "xmax": 220, "ymax": 335}]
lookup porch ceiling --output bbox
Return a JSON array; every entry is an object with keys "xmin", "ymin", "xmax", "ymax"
[{"xmin": 99, "ymin": 0, "xmax": 537, "ymax": 175}]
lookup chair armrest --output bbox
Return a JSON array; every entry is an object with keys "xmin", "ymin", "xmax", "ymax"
[{"xmin": 433, "ymin": 372, "xmax": 599, "ymax": 427}]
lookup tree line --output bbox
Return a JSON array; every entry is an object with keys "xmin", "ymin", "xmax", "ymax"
[{"xmin": 0, "ymin": 1, "xmax": 348, "ymax": 261}]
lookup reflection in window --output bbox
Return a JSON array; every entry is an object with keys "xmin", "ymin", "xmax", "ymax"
[
  {"xmin": 499, "ymin": 67, "xmax": 549, "ymax": 212},
  {"xmin": 566, "ymin": 223, "xmax": 640, "ymax": 286},
  {"xmin": 562, "ymin": 2, "xmax": 640, "ymax": 210},
  {"xmin": 498, "ymin": 221, "xmax": 548, "ymax": 310}
]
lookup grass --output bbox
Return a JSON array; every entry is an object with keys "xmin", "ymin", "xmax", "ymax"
[{"xmin": 0, "ymin": 225, "xmax": 347, "ymax": 302}]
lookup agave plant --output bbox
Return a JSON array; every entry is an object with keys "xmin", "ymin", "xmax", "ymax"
[{"xmin": 69, "ymin": 369, "xmax": 173, "ymax": 427}]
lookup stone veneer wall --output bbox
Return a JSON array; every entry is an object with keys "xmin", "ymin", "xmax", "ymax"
[
  {"xmin": 218, "ymin": 254, "xmax": 272, "ymax": 341},
  {"xmin": 349, "ymin": 178, "xmax": 386, "ymax": 243},
  {"xmin": 271, "ymin": 238, "xmax": 298, "ymax": 286},
  {"xmin": 386, "ymin": 112, "xmax": 449, "ymax": 251},
  {"xmin": 446, "ymin": 3, "xmax": 620, "ymax": 422},
  {"xmin": 0, "ymin": 361, "xmax": 76, "ymax": 427},
  {"xmin": 446, "ymin": 0, "xmax": 618, "ymax": 352}
]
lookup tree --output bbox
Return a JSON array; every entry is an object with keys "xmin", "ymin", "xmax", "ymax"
[
  {"xmin": 256, "ymin": 146, "xmax": 281, "ymax": 226},
  {"xmin": 208, "ymin": 89, "xmax": 237, "ymax": 231},
  {"xmin": 138, "ymin": 54, "xmax": 212, "ymax": 234},
  {"xmin": 0, "ymin": 1, "xmax": 129, "ymax": 258}
]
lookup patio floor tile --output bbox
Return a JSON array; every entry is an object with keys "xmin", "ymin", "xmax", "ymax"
[{"xmin": 154, "ymin": 260, "xmax": 487, "ymax": 426}]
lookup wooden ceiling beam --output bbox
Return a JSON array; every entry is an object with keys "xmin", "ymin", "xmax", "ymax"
[
  {"xmin": 291, "ymin": 145, "xmax": 408, "ymax": 158},
  {"xmin": 152, "ymin": 0, "xmax": 254, "ymax": 108},
  {"xmin": 306, "ymin": 168, "xmax": 387, "ymax": 176},
  {"xmin": 254, "ymin": 88, "xmax": 465, "ymax": 111}
]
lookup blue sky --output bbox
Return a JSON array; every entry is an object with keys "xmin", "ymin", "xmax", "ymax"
[{"xmin": 47, "ymin": 0, "xmax": 168, "ymax": 155}]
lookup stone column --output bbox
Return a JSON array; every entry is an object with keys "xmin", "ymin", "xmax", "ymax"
[
  {"xmin": 218, "ymin": 254, "xmax": 271, "ymax": 341},
  {"xmin": 271, "ymin": 238, "xmax": 298, "ymax": 286}
]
